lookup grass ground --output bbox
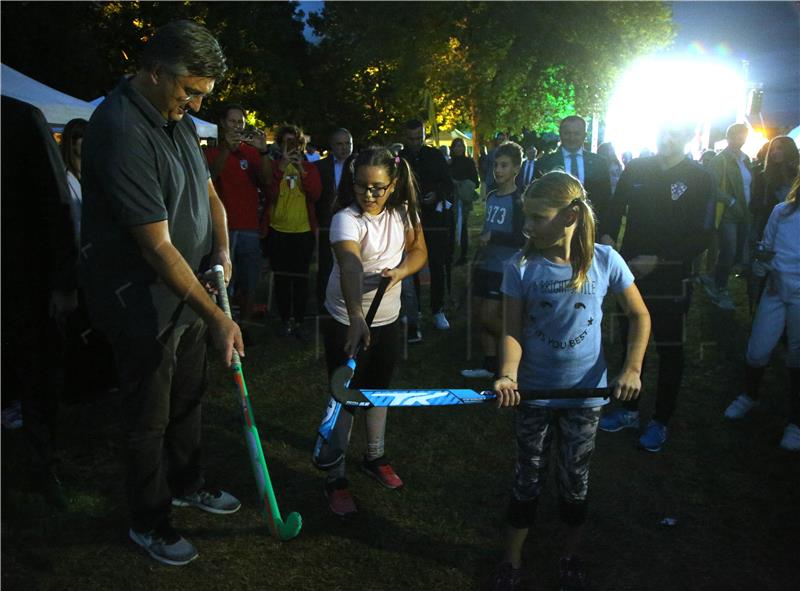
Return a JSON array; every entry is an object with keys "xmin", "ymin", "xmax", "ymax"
[{"xmin": 2, "ymin": 206, "xmax": 799, "ymax": 591}]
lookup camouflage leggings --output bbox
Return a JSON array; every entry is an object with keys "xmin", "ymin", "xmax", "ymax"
[{"xmin": 512, "ymin": 405, "xmax": 602, "ymax": 503}]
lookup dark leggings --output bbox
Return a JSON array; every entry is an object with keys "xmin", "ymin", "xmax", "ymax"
[
  {"xmin": 319, "ymin": 318, "xmax": 400, "ymax": 470},
  {"xmin": 620, "ymin": 300, "xmax": 688, "ymax": 425},
  {"xmin": 268, "ymin": 229, "xmax": 315, "ymax": 324}
]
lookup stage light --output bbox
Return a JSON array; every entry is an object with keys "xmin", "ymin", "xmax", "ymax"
[{"xmin": 604, "ymin": 56, "xmax": 745, "ymax": 158}]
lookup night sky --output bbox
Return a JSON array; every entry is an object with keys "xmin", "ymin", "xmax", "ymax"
[{"xmin": 670, "ymin": 1, "xmax": 800, "ymax": 130}]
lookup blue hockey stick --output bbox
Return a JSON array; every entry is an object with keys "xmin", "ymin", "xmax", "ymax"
[
  {"xmin": 312, "ymin": 275, "xmax": 391, "ymax": 469},
  {"xmin": 331, "ymin": 381, "xmax": 609, "ymax": 408}
]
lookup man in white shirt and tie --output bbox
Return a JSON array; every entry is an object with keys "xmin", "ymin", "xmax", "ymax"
[
  {"xmin": 516, "ymin": 144, "xmax": 538, "ymax": 192},
  {"xmin": 536, "ymin": 116, "xmax": 613, "ymax": 241}
]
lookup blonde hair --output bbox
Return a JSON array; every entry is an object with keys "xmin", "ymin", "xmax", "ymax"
[{"xmin": 521, "ymin": 171, "xmax": 596, "ymax": 290}]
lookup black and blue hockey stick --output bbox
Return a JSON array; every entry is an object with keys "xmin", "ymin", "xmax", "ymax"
[
  {"xmin": 331, "ymin": 381, "xmax": 609, "ymax": 408},
  {"xmin": 312, "ymin": 275, "xmax": 392, "ymax": 469}
]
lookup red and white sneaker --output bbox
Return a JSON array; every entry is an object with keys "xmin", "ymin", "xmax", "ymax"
[
  {"xmin": 325, "ymin": 479, "xmax": 357, "ymax": 516},
  {"xmin": 361, "ymin": 456, "xmax": 404, "ymax": 490}
]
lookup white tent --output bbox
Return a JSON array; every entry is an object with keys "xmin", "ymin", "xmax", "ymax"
[
  {"xmin": 89, "ymin": 96, "xmax": 218, "ymax": 139},
  {"xmin": 1, "ymin": 63, "xmax": 95, "ymax": 126},
  {"xmin": 0, "ymin": 64, "xmax": 218, "ymax": 139}
]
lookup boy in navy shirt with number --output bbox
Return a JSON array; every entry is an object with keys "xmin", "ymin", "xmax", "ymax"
[{"xmin": 461, "ymin": 142, "xmax": 526, "ymax": 379}]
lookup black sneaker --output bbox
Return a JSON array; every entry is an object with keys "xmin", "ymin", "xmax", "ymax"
[
  {"xmin": 129, "ymin": 523, "xmax": 198, "ymax": 566},
  {"xmin": 489, "ymin": 562, "xmax": 522, "ymax": 591},
  {"xmin": 559, "ymin": 555, "xmax": 589, "ymax": 591},
  {"xmin": 407, "ymin": 324, "xmax": 422, "ymax": 344}
]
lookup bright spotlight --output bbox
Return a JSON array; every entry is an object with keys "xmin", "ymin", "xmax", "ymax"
[{"xmin": 604, "ymin": 57, "xmax": 745, "ymax": 158}]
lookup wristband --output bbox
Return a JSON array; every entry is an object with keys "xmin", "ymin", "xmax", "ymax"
[{"xmin": 500, "ymin": 375, "xmax": 517, "ymax": 382}]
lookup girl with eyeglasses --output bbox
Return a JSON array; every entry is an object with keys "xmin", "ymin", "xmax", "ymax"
[
  {"xmin": 316, "ymin": 147, "xmax": 427, "ymax": 516},
  {"xmin": 489, "ymin": 171, "xmax": 649, "ymax": 591}
]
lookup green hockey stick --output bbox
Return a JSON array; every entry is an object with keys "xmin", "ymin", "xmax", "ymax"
[{"xmin": 206, "ymin": 265, "xmax": 302, "ymax": 541}]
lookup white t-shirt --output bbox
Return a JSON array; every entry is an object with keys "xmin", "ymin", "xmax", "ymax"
[{"xmin": 325, "ymin": 204, "xmax": 410, "ymax": 326}]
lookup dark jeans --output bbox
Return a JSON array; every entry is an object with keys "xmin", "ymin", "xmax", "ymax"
[
  {"xmin": 2, "ymin": 312, "xmax": 61, "ymax": 469},
  {"xmin": 620, "ymin": 286, "xmax": 691, "ymax": 425},
  {"xmin": 267, "ymin": 229, "xmax": 315, "ymax": 323},
  {"xmin": 714, "ymin": 221, "xmax": 749, "ymax": 290},
  {"xmin": 113, "ymin": 319, "xmax": 208, "ymax": 532},
  {"xmin": 421, "ymin": 222, "xmax": 453, "ymax": 314},
  {"xmin": 316, "ymin": 227, "xmax": 334, "ymax": 315}
]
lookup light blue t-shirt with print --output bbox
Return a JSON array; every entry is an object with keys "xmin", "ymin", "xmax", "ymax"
[{"xmin": 500, "ymin": 244, "xmax": 635, "ymax": 408}]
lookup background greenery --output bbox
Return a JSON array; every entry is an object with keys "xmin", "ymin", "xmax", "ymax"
[{"xmin": 1, "ymin": 1, "xmax": 673, "ymax": 152}]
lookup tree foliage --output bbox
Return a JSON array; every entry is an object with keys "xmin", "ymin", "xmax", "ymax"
[
  {"xmin": 1, "ymin": 1, "xmax": 310, "ymax": 127},
  {"xmin": 309, "ymin": 1, "xmax": 674, "ymax": 150},
  {"xmin": 1, "ymin": 1, "xmax": 674, "ymax": 149}
]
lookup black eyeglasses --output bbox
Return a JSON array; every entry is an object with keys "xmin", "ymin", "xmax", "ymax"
[
  {"xmin": 168, "ymin": 72, "xmax": 211, "ymax": 102},
  {"xmin": 353, "ymin": 184, "xmax": 391, "ymax": 198}
]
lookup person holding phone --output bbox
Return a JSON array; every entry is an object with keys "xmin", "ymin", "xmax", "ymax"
[
  {"xmin": 206, "ymin": 104, "xmax": 271, "ymax": 341},
  {"xmin": 263, "ymin": 124, "xmax": 322, "ymax": 338}
]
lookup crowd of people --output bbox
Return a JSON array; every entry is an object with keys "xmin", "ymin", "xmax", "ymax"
[{"xmin": 2, "ymin": 19, "xmax": 798, "ymax": 591}]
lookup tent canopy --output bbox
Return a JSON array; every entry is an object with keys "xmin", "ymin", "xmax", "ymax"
[
  {"xmin": 1, "ymin": 63, "xmax": 94, "ymax": 126},
  {"xmin": 0, "ymin": 64, "xmax": 218, "ymax": 138}
]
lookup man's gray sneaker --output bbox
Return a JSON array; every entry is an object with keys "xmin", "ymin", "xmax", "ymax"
[
  {"xmin": 172, "ymin": 488, "xmax": 241, "ymax": 515},
  {"xmin": 129, "ymin": 525, "xmax": 198, "ymax": 566}
]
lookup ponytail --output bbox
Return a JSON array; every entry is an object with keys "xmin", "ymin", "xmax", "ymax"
[
  {"xmin": 784, "ymin": 172, "xmax": 800, "ymax": 216},
  {"xmin": 569, "ymin": 197, "xmax": 596, "ymax": 291}
]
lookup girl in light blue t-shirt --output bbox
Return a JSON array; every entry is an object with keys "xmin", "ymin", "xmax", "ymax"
[{"xmin": 489, "ymin": 171, "xmax": 651, "ymax": 591}]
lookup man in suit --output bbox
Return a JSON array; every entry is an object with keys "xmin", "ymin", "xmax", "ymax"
[
  {"xmin": 315, "ymin": 128, "xmax": 354, "ymax": 313},
  {"xmin": 516, "ymin": 144, "xmax": 538, "ymax": 192},
  {"xmin": 536, "ymin": 116, "xmax": 613, "ymax": 242}
]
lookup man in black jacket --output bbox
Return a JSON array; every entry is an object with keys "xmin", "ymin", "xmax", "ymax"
[
  {"xmin": 315, "ymin": 128, "xmax": 353, "ymax": 314},
  {"xmin": 598, "ymin": 122, "xmax": 715, "ymax": 453},
  {"xmin": 400, "ymin": 119, "xmax": 454, "ymax": 334},
  {"xmin": 536, "ymin": 116, "xmax": 613, "ymax": 239}
]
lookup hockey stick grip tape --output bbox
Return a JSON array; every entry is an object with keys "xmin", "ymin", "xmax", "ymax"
[{"xmin": 204, "ymin": 264, "xmax": 241, "ymax": 366}]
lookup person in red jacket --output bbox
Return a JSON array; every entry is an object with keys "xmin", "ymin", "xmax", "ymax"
[
  {"xmin": 263, "ymin": 124, "xmax": 322, "ymax": 338},
  {"xmin": 205, "ymin": 104, "xmax": 271, "ymax": 338}
]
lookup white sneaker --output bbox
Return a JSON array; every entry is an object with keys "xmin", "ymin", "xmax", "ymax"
[
  {"xmin": 779, "ymin": 423, "xmax": 800, "ymax": 451},
  {"xmin": 461, "ymin": 368, "xmax": 494, "ymax": 378},
  {"xmin": 723, "ymin": 394, "xmax": 756, "ymax": 419},
  {"xmin": 433, "ymin": 312, "xmax": 450, "ymax": 330}
]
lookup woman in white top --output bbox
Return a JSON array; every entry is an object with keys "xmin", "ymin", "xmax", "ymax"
[
  {"xmin": 59, "ymin": 118, "xmax": 87, "ymax": 242},
  {"xmin": 320, "ymin": 147, "xmax": 427, "ymax": 516}
]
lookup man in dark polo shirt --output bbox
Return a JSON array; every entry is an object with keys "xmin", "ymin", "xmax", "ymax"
[
  {"xmin": 81, "ymin": 20, "xmax": 244, "ymax": 566},
  {"xmin": 205, "ymin": 103, "xmax": 271, "ymax": 338},
  {"xmin": 400, "ymin": 119, "xmax": 455, "ymax": 335},
  {"xmin": 598, "ymin": 122, "xmax": 714, "ymax": 453}
]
